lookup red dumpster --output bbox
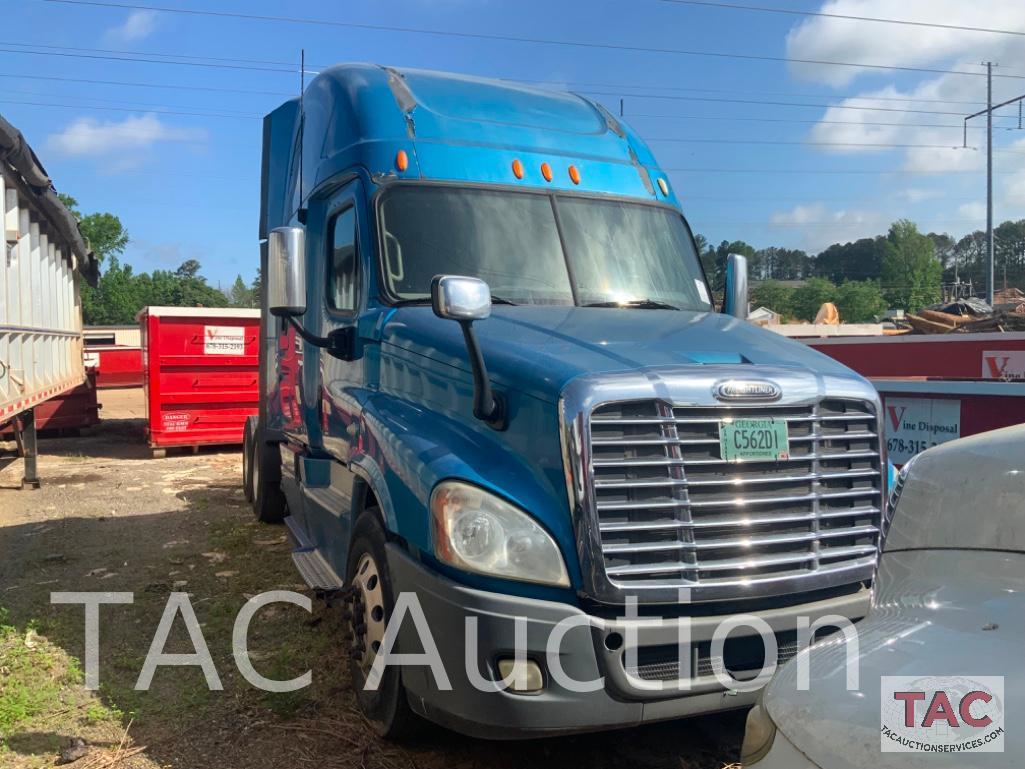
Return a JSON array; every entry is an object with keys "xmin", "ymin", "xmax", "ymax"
[
  {"xmin": 138, "ymin": 307, "xmax": 260, "ymax": 455},
  {"xmin": 0, "ymin": 370, "xmax": 100, "ymax": 437},
  {"xmin": 85, "ymin": 345, "xmax": 144, "ymax": 388}
]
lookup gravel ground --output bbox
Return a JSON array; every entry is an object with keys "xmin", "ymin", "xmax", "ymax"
[{"xmin": 0, "ymin": 388, "xmax": 743, "ymax": 769}]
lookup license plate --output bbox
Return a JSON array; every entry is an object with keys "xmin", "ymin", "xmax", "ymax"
[{"xmin": 718, "ymin": 418, "xmax": 790, "ymax": 462}]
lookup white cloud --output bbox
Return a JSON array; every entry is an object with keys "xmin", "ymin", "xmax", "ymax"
[
  {"xmin": 898, "ymin": 188, "xmax": 945, "ymax": 203},
  {"xmin": 47, "ymin": 114, "xmax": 207, "ymax": 172},
  {"xmin": 770, "ymin": 202, "xmax": 888, "ymax": 252},
  {"xmin": 785, "ymin": 1, "xmax": 1025, "ymax": 87},
  {"xmin": 958, "ymin": 201, "xmax": 986, "ymax": 220},
  {"xmin": 49, "ymin": 114, "xmax": 205, "ymax": 156},
  {"xmin": 784, "ymin": 0, "xmax": 1025, "ymax": 208},
  {"xmin": 104, "ymin": 9, "xmax": 159, "ymax": 44}
]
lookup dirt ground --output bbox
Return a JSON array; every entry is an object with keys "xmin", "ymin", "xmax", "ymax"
[{"xmin": 0, "ymin": 388, "xmax": 743, "ymax": 769}]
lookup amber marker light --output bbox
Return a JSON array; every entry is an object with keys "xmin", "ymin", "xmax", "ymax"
[
  {"xmin": 512, "ymin": 159, "xmax": 524, "ymax": 179},
  {"xmin": 540, "ymin": 162, "xmax": 553, "ymax": 182},
  {"xmin": 568, "ymin": 165, "xmax": 581, "ymax": 185},
  {"xmin": 396, "ymin": 149, "xmax": 409, "ymax": 172}
]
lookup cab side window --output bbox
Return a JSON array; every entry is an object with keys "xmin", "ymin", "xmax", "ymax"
[{"xmin": 328, "ymin": 206, "xmax": 358, "ymax": 313}]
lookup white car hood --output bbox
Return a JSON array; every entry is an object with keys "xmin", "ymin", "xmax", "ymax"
[{"xmin": 764, "ymin": 550, "xmax": 1025, "ymax": 769}]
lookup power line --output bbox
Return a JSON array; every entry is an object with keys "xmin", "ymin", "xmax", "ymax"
[
  {"xmin": 630, "ymin": 113, "xmax": 999, "ymax": 131},
  {"xmin": 0, "ymin": 58, "xmax": 995, "ymax": 109},
  {"xmin": 0, "ymin": 98, "xmax": 260, "ymax": 119},
  {"xmin": 0, "ymin": 44, "xmax": 294, "ymax": 73},
  {"xmin": 525, "ymin": 79, "xmax": 992, "ymax": 107},
  {"xmin": 627, "ymin": 112, "xmax": 1018, "ymax": 130},
  {"xmin": 0, "ymin": 71, "xmax": 291, "ymax": 96},
  {"xmin": 663, "ymin": 166, "xmax": 1019, "ymax": 175},
  {"xmin": 594, "ymin": 90, "xmax": 1020, "ymax": 118},
  {"xmin": 650, "ymin": 137, "xmax": 975, "ymax": 150},
  {"xmin": 0, "ymin": 40, "xmax": 298, "ymax": 68},
  {"xmin": 0, "ymin": 86, "xmax": 262, "ymax": 114},
  {"xmin": 659, "ymin": 0, "xmax": 1025, "ymax": 38},
  {"xmin": 40, "ymin": 0, "xmax": 1025, "ymax": 81}
]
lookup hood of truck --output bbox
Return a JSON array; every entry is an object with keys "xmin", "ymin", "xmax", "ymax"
[
  {"xmin": 378, "ymin": 305, "xmax": 863, "ymax": 403},
  {"xmin": 763, "ymin": 549, "xmax": 1025, "ymax": 768}
]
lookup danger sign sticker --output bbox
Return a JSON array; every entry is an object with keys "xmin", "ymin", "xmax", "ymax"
[{"xmin": 203, "ymin": 326, "xmax": 245, "ymax": 355}]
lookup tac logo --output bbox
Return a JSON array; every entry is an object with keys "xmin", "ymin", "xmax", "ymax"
[{"xmin": 881, "ymin": 675, "xmax": 1005, "ymax": 753}]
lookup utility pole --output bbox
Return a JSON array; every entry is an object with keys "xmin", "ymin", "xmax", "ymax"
[
  {"xmin": 963, "ymin": 63, "xmax": 1025, "ymax": 306},
  {"xmin": 987, "ymin": 62, "xmax": 994, "ymax": 307}
]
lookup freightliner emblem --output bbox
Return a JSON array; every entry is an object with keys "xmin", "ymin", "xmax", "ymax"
[{"xmin": 713, "ymin": 379, "xmax": 782, "ymax": 402}]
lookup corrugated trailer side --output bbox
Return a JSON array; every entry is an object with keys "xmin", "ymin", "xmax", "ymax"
[{"xmin": 0, "ymin": 113, "xmax": 98, "ymax": 487}]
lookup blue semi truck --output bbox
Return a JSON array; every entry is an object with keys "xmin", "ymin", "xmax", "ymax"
[{"xmin": 245, "ymin": 64, "xmax": 886, "ymax": 739}]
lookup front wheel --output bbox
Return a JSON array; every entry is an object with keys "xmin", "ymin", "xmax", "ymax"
[{"xmin": 346, "ymin": 509, "xmax": 421, "ymax": 740}]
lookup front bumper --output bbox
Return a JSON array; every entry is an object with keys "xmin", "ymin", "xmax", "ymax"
[{"xmin": 385, "ymin": 544, "xmax": 870, "ymax": 739}]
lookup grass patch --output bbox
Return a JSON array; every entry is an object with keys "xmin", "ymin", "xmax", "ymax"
[{"xmin": 0, "ymin": 609, "xmax": 73, "ymax": 735}]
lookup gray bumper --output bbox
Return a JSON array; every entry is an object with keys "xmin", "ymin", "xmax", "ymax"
[{"xmin": 386, "ymin": 544, "xmax": 870, "ymax": 739}]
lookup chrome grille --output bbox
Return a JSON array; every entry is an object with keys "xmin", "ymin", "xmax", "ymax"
[{"xmin": 589, "ymin": 398, "xmax": 882, "ymax": 599}]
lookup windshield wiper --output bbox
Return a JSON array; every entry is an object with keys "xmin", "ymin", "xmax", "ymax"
[
  {"xmin": 582, "ymin": 299, "xmax": 680, "ymax": 310},
  {"xmin": 489, "ymin": 296, "xmax": 518, "ymax": 306}
]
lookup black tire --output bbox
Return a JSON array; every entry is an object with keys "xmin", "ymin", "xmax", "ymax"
[
  {"xmin": 346, "ymin": 509, "xmax": 421, "ymax": 740},
  {"xmin": 251, "ymin": 431, "xmax": 287, "ymax": 524},
  {"xmin": 242, "ymin": 417, "xmax": 256, "ymax": 503}
]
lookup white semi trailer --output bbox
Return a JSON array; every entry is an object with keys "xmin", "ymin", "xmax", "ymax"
[{"xmin": 0, "ymin": 113, "xmax": 98, "ymax": 487}]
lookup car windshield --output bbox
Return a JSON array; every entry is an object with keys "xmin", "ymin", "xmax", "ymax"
[{"xmin": 377, "ymin": 185, "xmax": 711, "ymax": 310}]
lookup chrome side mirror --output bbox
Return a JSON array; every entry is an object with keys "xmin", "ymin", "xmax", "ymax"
[
  {"xmin": 430, "ymin": 275, "xmax": 503, "ymax": 429},
  {"xmin": 724, "ymin": 253, "xmax": 749, "ymax": 319},
  {"xmin": 431, "ymin": 275, "xmax": 492, "ymax": 321},
  {"xmin": 267, "ymin": 226, "xmax": 306, "ymax": 317}
]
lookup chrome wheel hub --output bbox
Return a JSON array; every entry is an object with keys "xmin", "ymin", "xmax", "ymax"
[{"xmin": 350, "ymin": 552, "xmax": 386, "ymax": 675}]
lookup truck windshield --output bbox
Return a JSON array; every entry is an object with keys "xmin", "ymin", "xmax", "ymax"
[{"xmin": 378, "ymin": 185, "xmax": 711, "ymax": 310}]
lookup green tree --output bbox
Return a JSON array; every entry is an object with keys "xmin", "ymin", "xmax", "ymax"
[
  {"xmin": 751, "ymin": 280, "xmax": 795, "ymax": 318},
  {"xmin": 175, "ymin": 259, "xmax": 202, "ymax": 279},
  {"xmin": 882, "ymin": 220, "xmax": 942, "ymax": 312},
  {"xmin": 710, "ymin": 240, "xmax": 756, "ymax": 292},
  {"xmin": 835, "ymin": 280, "xmax": 888, "ymax": 322},
  {"xmin": 814, "ymin": 236, "xmax": 887, "ymax": 283},
  {"xmin": 229, "ymin": 274, "xmax": 255, "ymax": 307},
  {"xmin": 174, "ymin": 263, "xmax": 230, "ymax": 308},
  {"xmin": 692, "ymin": 233, "xmax": 717, "ymax": 288},
  {"xmin": 57, "ymin": 193, "xmax": 129, "ymax": 264},
  {"xmin": 791, "ymin": 277, "xmax": 837, "ymax": 322},
  {"xmin": 84, "ymin": 256, "xmax": 143, "ymax": 324},
  {"xmin": 755, "ymin": 247, "xmax": 811, "ymax": 280},
  {"xmin": 251, "ymin": 268, "xmax": 262, "ymax": 307}
]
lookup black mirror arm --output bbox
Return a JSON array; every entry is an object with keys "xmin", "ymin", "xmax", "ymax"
[
  {"xmin": 459, "ymin": 320, "xmax": 506, "ymax": 429},
  {"xmin": 285, "ymin": 316, "xmax": 354, "ymax": 360}
]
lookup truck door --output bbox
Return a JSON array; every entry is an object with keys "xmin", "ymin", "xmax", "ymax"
[{"xmin": 297, "ymin": 180, "xmax": 367, "ymax": 577}]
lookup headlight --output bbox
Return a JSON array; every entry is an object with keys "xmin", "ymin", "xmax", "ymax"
[
  {"xmin": 430, "ymin": 481, "xmax": 570, "ymax": 587},
  {"xmin": 741, "ymin": 702, "xmax": 778, "ymax": 765}
]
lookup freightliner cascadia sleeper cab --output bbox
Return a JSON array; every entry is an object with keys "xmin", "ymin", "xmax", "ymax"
[{"xmin": 245, "ymin": 64, "xmax": 886, "ymax": 739}]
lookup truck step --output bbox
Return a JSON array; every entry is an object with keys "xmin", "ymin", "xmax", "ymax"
[{"xmin": 291, "ymin": 548, "xmax": 346, "ymax": 593}]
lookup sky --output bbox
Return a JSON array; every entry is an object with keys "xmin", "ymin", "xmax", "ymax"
[{"xmin": 4, "ymin": 0, "xmax": 1025, "ymax": 289}]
